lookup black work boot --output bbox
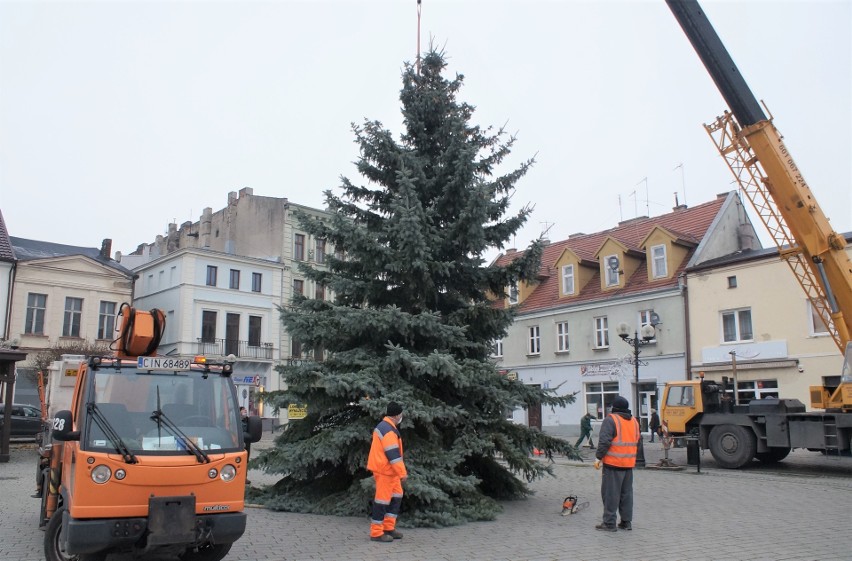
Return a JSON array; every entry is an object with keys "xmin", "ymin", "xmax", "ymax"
[
  {"xmin": 618, "ymin": 521, "xmax": 632, "ymax": 530},
  {"xmin": 595, "ymin": 523, "xmax": 617, "ymax": 532},
  {"xmin": 384, "ymin": 529, "xmax": 403, "ymax": 539}
]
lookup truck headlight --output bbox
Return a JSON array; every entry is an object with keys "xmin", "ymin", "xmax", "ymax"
[
  {"xmin": 91, "ymin": 465, "xmax": 112, "ymax": 484},
  {"xmin": 220, "ymin": 464, "xmax": 236, "ymax": 482}
]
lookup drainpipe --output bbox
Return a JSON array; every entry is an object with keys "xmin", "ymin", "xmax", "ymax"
[
  {"xmin": 679, "ymin": 272, "xmax": 692, "ymax": 380},
  {"xmin": 4, "ymin": 262, "xmax": 16, "ymax": 340}
]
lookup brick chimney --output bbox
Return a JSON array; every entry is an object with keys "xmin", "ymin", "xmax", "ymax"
[{"xmin": 100, "ymin": 238, "xmax": 112, "ymax": 260}]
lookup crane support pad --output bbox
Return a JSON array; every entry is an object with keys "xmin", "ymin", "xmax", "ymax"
[{"xmin": 148, "ymin": 495, "xmax": 196, "ymax": 546}]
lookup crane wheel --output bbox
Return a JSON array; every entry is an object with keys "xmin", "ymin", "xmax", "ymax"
[{"xmin": 708, "ymin": 424, "xmax": 756, "ymax": 469}]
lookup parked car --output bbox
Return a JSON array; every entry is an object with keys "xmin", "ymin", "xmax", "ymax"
[{"xmin": 0, "ymin": 403, "xmax": 45, "ymax": 440}]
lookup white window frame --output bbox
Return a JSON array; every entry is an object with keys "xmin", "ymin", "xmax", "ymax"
[
  {"xmin": 25, "ymin": 293, "xmax": 47, "ymax": 335},
  {"xmin": 294, "ymin": 233, "xmax": 306, "ymax": 261},
  {"xmin": 721, "ymin": 308, "xmax": 753, "ymax": 343},
  {"xmin": 807, "ymin": 299, "xmax": 830, "ymax": 336},
  {"xmin": 584, "ymin": 381, "xmax": 620, "ymax": 420},
  {"xmin": 252, "ymin": 272, "xmax": 262, "ymax": 293},
  {"xmin": 528, "ymin": 325, "xmax": 541, "ymax": 355},
  {"xmin": 594, "ymin": 316, "xmax": 609, "ymax": 348},
  {"xmin": 97, "ymin": 301, "xmax": 116, "ymax": 340},
  {"xmin": 556, "ymin": 321, "xmax": 569, "ymax": 352},
  {"xmin": 639, "ymin": 310, "xmax": 658, "ymax": 342},
  {"xmin": 651, "ymin": 244, "xmax": 667, "ymax": 278},
  {"xmin": 604, "ymin": 255, "xmax": 619, "ymax": 287},
  {"xmin": 508, "ymin": 283, "xmax": 519, "ymax": 305},
  {"xmin": 735, "ymin": 379, "xmax": 779, "ymax": 404},
  {"xmin": 63, "ymin": 297, "xmax": 83, "ymax": 337},
  {"xmin": 561, "ymin": 264, "xmax": 575, "ymax": 295},
  {"xmin": 316, "ymin": 239, "xmax": 326, "ymax": 264},
  {"xmin": 492, "ymin": 339, "xmax": 503, "ymax": 358}
]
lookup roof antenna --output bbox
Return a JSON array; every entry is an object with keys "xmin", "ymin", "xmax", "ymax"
[
  {"xmin": 416, "ymin": 0, "xmax": 422, "ymax": 74},
  {"xmin": 674, "ymin": 163, "xmax": 686, "ymax": 205}
]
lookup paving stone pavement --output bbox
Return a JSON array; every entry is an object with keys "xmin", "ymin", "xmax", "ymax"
[{"xmin": 2, "ymin": 434, "xmax": 851, "ymax": 561}]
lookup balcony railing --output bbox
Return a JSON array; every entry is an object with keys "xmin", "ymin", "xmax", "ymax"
[
  {"xmin": 195, "ymin": 338, "xmax": 274, "ymax": 360},
  {"xmin": 284, "ymin": 357, "xmax": 317, "ymax": 367}
]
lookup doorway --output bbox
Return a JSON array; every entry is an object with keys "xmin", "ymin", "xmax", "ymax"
[
  {"xmin": 637, "ymin": 384, "xmax": 657, "ymax": 433},
  {"xmin": 527, "ymin": 384, "xmax": 542, "ymax": 430}
]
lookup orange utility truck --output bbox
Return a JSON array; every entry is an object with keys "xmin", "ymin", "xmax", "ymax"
[{"xmin": 36, "ymin": 304, "xmax": 262, "ymax": 561}]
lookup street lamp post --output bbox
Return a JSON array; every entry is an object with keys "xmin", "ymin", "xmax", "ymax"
[{"xmin": 617, "ymin": 322, "xmax": 656, "ymax": 468}]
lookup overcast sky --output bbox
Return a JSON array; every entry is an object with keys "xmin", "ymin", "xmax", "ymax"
[{"xmin": 1, "ymin": 0, "xmax": 850, "ymax": 260}]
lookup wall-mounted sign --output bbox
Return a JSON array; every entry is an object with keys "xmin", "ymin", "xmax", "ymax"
[
  {"xmin": 288, "ymin": 404, "xmax": 307, "ymax": 420},
  {"xmin": 580, "ymin": 362, "xmax": 620, "ymax": 377}
]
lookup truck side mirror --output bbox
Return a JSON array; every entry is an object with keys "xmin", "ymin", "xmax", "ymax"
[
  {"xmin": 51, "ymin": 410, "xmax": 80, "ymax": 442},
  {"xmin": 244, "ymin": 415, "xmax": 262, "ymax": 444}
]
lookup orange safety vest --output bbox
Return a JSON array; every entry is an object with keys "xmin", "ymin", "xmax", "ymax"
[
  {"xmin": 602, "ymin": 414, "xmax": 640, "ymax": 468},
  {"xmin": 367, "ymin": 416, "xmax": 407, "ymax": 478}
]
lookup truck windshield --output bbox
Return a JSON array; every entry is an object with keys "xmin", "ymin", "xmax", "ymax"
[{"xmin": 84, "ymin": 368, "xmax": 241, "ymax": 454}]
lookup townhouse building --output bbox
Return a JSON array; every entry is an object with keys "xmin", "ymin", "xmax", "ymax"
[
  {"xmin": 130, "ymin": 248, "xmax": 284, "ymax": 424},
  {"xmin": 493, "ymin": 191, "xmax": 760, "ymax": 436},
  {"xmin": 6, "ymin": 237, "xmax": 133, "ymax": 405},
  {"xmin": 685, "ymin": 233, "xmax": 852, "ymax": 408},
  {"xmin": 124, "ymin": 188, "xmax": 337, "ymax": 424}
]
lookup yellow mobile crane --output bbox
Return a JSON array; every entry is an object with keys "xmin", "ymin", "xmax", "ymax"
[{"xmin": 660, "ymin": 0, "xmax": 852, "ymax": 468}]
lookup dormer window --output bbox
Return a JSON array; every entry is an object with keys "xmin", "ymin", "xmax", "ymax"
[
  {"xmin": 508, "ymin": 283, "xmax": 519, "ymax": 305},
  {"xmin": 651, "ymin": 244, "xmax": 667, "ymax": 278},
  {"xmin": 561, "ymin": 264, "xmax": 575, "ymax": 295},
  {"xmin": 605, "ymin": 255, "xmax": 620, "ymax": 287}
]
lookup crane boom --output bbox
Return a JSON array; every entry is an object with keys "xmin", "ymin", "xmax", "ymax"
[{"xmin": 666, "ymin": 0, "xmax": 852, "ymax": 355}]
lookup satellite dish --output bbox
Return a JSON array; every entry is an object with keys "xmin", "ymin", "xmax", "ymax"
[{"xmin": 607, "ymin": 256, "xmax": 620, "ymax": 272}]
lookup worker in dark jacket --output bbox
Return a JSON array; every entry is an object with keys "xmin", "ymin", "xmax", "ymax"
[
  {"xmin": 593, "ymin": 396, "xmax": 643, "ymax": 532},
  {"xmin": 367, "ymin": 402, "xmax": 407, "ymax": 543},
  {"xmin": 649, "ymin": 409, "xmax": 660, "ymax": 443},
  {"xmin": 575, "ymin": 412, "xmax": 595, "ymax": 448}
]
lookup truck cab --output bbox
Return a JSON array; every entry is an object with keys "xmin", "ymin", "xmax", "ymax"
[{"xmin": 38, "ymin": 306, "xmax": 263, "ymax": 561}]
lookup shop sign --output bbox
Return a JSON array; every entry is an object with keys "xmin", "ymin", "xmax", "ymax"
[{"xmin": 288, "ymin": 404, "xmax": 308, "ymax": 420}]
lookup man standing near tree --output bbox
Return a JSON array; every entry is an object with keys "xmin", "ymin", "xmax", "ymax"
[{"xmin": 367, "ymin": 402, "xmax": 407, "ymax": 543}]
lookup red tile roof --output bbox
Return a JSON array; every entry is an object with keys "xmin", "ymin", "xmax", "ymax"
[{"xmin": 494, "ymin": 195, "xmax": 727, "ymax": 314}]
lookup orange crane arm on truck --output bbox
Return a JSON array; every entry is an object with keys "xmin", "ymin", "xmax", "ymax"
[
  {"xmin": 667, "ymin": 0, "xmax": 852, "ymax": 351},
  {"xmin": 667, "ymin": 0, "xmax": 852, "ymax": 410}
]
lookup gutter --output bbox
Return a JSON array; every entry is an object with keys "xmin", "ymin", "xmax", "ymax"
[{"xmin": 4, "ymin": 262, "xmax": 15, "ymax": 340}]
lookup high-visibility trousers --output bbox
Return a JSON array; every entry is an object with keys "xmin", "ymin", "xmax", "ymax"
[{"xmin": 370, "ymin": 473, "xmax": 403, "ymax": 538}]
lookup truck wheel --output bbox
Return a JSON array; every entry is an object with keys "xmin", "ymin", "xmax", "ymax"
[
  {"xmin": 44, "ymin": 506, "xmax": 107, "ymax": 561},
  {"xmin": 708, "ymin": 424, "xmax": 756, "ymax": 469},
  {"xmin": 180, "ymin": 543, "xmax": 232, "ymax": 561},
  {"xmin": 755, "ymin": 447, "xmax": 791, "ymax": 464}
]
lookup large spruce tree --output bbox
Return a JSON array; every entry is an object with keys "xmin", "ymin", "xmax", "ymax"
[{"xmin": 254, "ymin": 49, "xmax": 577, "ymax": 526}]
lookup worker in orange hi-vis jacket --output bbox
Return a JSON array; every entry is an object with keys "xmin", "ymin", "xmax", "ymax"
[{"xmin": 367, "ymin": 402, "xmax": 407, "ymax": 543}]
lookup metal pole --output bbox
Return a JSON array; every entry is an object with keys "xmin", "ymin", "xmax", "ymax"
[
  {"xmin": 730, "ymin": 350, "xmax": 739, "ymax": 406},
  {"xmin": 633, "ymin": 331, "xmax": 645, "ymax": 468},
  {"xmin": 634, "ymin": 332, "xmax": 640, "ymax": 421}
]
